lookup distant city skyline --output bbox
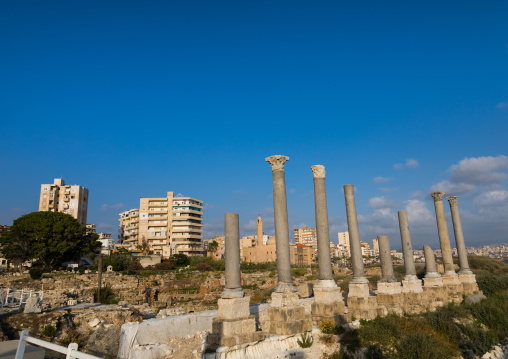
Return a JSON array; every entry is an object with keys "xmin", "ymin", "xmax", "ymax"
[{"xmin": 1, "ymin": 1, "xmax": 507, "ymax": 250}]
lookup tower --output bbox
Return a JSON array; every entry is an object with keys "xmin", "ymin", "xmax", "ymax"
[{"xmin": 256, "ymin": 215, "xmax": 263, "ymax": 246}]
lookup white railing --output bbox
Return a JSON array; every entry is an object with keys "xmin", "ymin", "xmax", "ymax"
[
  {"xmin": 0, "ymin": 288, "xmax": 43, "ymax": 314},
  {"xmin": 15, "ymin": 330, "xmax": 101, "ymax": 359}
]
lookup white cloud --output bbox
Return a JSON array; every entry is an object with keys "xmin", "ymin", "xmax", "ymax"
[
  {"xmin": 404, "ymin": 199, "xmax": 434, "ymax": 228},
  {"xmin": 289, "ymin": 188, "xmax": 297, "ymax": 194},
  {"xmin": 474, "ymin": 190, "xmax": 508, "ymax": 207},
  {"xmin": 394, "ymin": 159, "xmax": 419, "ymax": 169},
  {"xmin": 101, "ymin": 203, "xmax": 124, "ymax": 211},
  {"xmin": 374, "ymin": 176, "xmax": 392, "ymax": 183},
  {"xmin": 449, "ymin": 155, "xmax": 508, "ymax": 185},
  {"xmin": 495, "ymin": 102, "xmax": 506, "ymax": 109},
  {"xmin": 429, "ymin": 180, "xmax": 475, "ymax": 194},
  {"xmin": 410, "ymin": 191, "xmax": 424, "ymax": 199},
  {"xmin": 368, "ymin": 196, "xmax": 397, "ymax": 209},
  {"xmin": 405, "ymin": 159, "xmax": 419, "ymax": 168}
]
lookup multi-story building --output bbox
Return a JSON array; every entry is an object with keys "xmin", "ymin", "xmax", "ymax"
[
  {"xmin": 204, "ymin": 235, "xmax": 225, "ymax": 260},
  {"xmin": 118, "ymin": 209, "xmax": 139, "ymax": 249},
  {"xmin": 136, "ymin": 192, "xmax": 203, "ymax": 257},
  {"xmin": 294, "ymin": 227, "xmax": 317, "ymax": 246},
  {"xmin": 338, "ymin": 232, "xmax": 351, "ymax": 257},
  {"xmin": 86, "ymin": 224, "xmax": 96, "ymax": 234},
  {"xmin": 39, "ymin": 178, "xmax": 88, "ymax": 225},
  {"xmin": 361, "ymin": 241, "xmax": 371, "ymax": 257},
  {"xmin": 97, "ymin": 233, "xmax": 115, "ymax": 255},
  {"xmin": 372, "ymin": 238, "xmax": 379, "ymax": 256}
]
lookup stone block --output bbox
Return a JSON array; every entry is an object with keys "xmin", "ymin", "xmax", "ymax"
[
  {"xmin": 271, "ymin": 291, "xmax": 300, "ymax": 307},
  {"xmin": 423, "ymin": 277, "xmax": 443, "ymax": 287},
  {"xmin": 348, "ymin": 283, "xmax": 369, "ymax": 298},
  {"xmin": 23, "ymin": 297, "xmax": 42, "ymax": 313},
  {"xmin": 212, "ymin": 316, "xmax": 256, "ymax": 337},
  {"xmin": 347, "ymin": 296, "xmax": 379, "ymax": 320},
  {"xmin": 217, "ymin": 297, "xmax": 250, "ymax": 320},
  {"xmin": 402, "ymin": 279, "xmax": 423, "ymax": 293},
  {"xmin": 297, "ymin": 283, "xmax": 313, "ymax": 298},
  {"xmin": 268, "ymin": 307, "xmax": 306, "ymax": 322},
  {"xmin": 377, "ymin": 282, "xmax": 402, "ymax": 295},
  {"xmin": 311, "ymin": 301, "xmax": 346, "ymax": 318},
  {"xmin": 313, "ymin": 286, "xmax": 343, "ymax": 304}
]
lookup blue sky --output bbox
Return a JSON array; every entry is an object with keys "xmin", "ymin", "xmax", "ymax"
[{"xmin": 1, "ymin": 0, "xmax": 507, "ymax": 250}]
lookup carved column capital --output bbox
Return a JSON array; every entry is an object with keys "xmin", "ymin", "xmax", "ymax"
[
  {"xmin": 429, "ymin": 192, "xmax": 445, "ymax": 202},
  {"xmin": 446, "ymin": 196, "xmax": 458, "ymax": 206},
  {"xmin": 311, "ymin": 165, "xmax": 325, "ymax": 178},
  {"xmin": 265, "ymin": 155, "xmax": 289, "ymax": 171}
]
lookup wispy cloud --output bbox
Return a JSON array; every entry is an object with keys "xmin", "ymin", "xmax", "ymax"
[
  {"xmin": 495, "ymin": 101, "xmax": 506, "ymax": 109},
  {"xmin": 374, "ymin": 176, "xmax": 392, "ymax": 183},
  {"xmin": 379, "ymin": 187, "xmax": 398, "ymax": 193},
  {"xmin": 98, "ymin": 223, "xmax": 114, "ymax": 231},
  {"xmin": 368, "ymin": 196, "xmax": 397, "ymax": 209},
  {"xmin": 394, "ymin": 158, "xmax": 419, "ymax": 169},
  {"xmin": 101, "ymin": 203, "xmax": 124, "ymax": 211}
]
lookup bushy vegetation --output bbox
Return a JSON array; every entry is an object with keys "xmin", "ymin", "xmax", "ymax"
[
  {"xmin": 28, "ymin": 268, "xmax": 43, "ymax": 280},
  {"xmin": 92, "ymin": 285, "xmax": 117, "ymax": 304},
  {"xmin": 190, "ymin": 256, "xmax": 225, "ymax": 271},
  {"xmin": 196, "ymin": 263, "xmax": 215, "ymax": 272},
  {"xmin": 240, "ymin": 261, "xmax": 277, "ymax": 273},
  {"xmin": 342, "ymin": 256, "xmax": 508, "ymax": 359},
  {"xmin": 297, "ymin": 331, "xmax": 314, "ymax": 348},
  {"xmin": 41, "ymin": 325, "xmax": 56, "ymax": 337}
]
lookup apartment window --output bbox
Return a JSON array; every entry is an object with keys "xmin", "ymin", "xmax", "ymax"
[
  {"xmin": 43, "ymin": 194, "xmax": 47, "ymax": 198},
  {"xmin": 43, "ymin": 187, "xmax": 48, "ymax": 191},
  {"xmin": 49, "ymin": 193, "xmax": 54, "ymax": 198}
]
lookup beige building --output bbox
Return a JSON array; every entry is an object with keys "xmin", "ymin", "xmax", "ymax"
[
  {"xmin": 204, "ymin": 235, "xmax": 225, "ymax": 260},
  {"xmin": 135, "ymin": 192, "xmax": 203, "ymax": 257},
  {"xmin": 338, "ymin": 231, "xmax": 351, "ymax": 257},
  {"xmin": 118, "ymin": 209, "xmax": 140, "ymax": 250},
  {"xmin": 294, "ymin": 227, "xmax": 317, "ymax": 246},
  {"xmin": 39, "ymin": 178, "xmax": 88, "ymax": 225},
  {"xmin": 372, "ymin": 238, "xmax": 379, "ymax": 256},
  {"xmin": 361, "ymin": 241, "xmax": 371, "ymax": 257}
]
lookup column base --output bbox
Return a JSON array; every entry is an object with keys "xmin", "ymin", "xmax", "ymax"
[
  {"xmin": 207, "ymin": 296, "xmax": 263, "ymax": 350},
  {"xmin": 442, "ymin": 275, "xmax": 464, "ymax": 303},
  {"xmin": 348, "ymin": 283, "xmax": 370, "ymax": 298},
  {"xmin": 402, "ymin": 278, "xmax": 423, "ymax": 293},
  {"xmin": 312, "ymin": 286, "xmax": 345, "ymax": 323},
  {"xmin": 262, "ymin": 291, "xmax": 312, "ymax": 335},
  {"xmin": 376, "ymin": 282, "xmax": 404, "ymax": 315},
  {"xmin": 274, "ymin": 281, "xmax": 297, "ymax": 293},
  {"xmin": 422, "ymin": 277, "xmax": 446, "ymax": 310},
  {"xmin": 459, "ymin": 273, "xmax": 480, "ymax": 296}
]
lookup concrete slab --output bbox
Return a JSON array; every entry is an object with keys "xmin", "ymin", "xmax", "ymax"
[{"xmin": 0, "ymin": 340, "xmax": 45, "ymax": 359}]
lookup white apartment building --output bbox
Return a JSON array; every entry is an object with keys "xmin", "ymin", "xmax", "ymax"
[{"xmin": 39, "ymin": 178, "xmax": 88, "ymax": 225}]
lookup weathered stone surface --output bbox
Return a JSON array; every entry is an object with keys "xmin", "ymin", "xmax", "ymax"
[
  {"xmin": 348, "ymin": 283, "xmax": 369, "ymax": 298},
  {"xmin": 84, "ymin": 324, "xmax": 121, "ymax": 358},
  {"xmin": 211, "ymin": 316, "xmax": 256, "ymax": 337},
  {"xmin": 346, "ymin": 296, "xmax": 379, "ymax": 320},
  {"xmin": 23, "ymin": 297, "xmax": 42, "ymax": 313},
  {"xmin": 377, "ymin": 282, "xmax": 402, "ymax": 295},
  {"xmin": 465, "ymin": 293, "xmax": 487, "ymax": 304},
  {"xmin": 401, "ymin": 279, "xmax": 423, "ymax": 293},
  {"xmin": 271, "ymin": 291, "xmax": 300, "ymax": 307},
  {"xmin": 217, "ymin": 297, "xmax": 250, "ymax": 320},
  {"xmin": 297, "ymin": 283, "xmax": 313, "ymax": 298}
]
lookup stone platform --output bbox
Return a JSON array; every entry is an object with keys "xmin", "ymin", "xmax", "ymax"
[
  {"xmin": 346, "ymin": 283, "xmax": 379, "ymax": 320},
  {"xmin": 262, "ymin": 290, "xmax": 312, "ymax": 335},
  {"xmin": 311, "ymin": 286, "xmax": 346, "ymax": 324}
]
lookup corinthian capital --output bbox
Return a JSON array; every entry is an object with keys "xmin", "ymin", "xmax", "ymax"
[
  {"xmin": 446, "ymin": 196, "xmax": 458, "ymax": 206},
  {"xmin": 265, "ymin": 155, "xmax": 289, "ymax": 171},
  {"xmin": 311, "ymin": 165, "xmax": 325, "ymax": 178},
  {"xmin": 429, "ymin": 192, "xmax": 445, "ymax": 202}
]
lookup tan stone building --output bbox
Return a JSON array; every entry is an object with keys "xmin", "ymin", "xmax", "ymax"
[
  {"xmin": 39, "ymin": 178, "xmax": 88, "ymax": 225},
  {"xmin": 129, "ymin": 192, "xmax": 204, "ymax": 257},
  {"xmin": 204, "ymin": 235, "xmax": 225, "ymax": 260},
  {"xmin": 338, "ymin": 231, "xmax": 351, "ymax": 257},
  {"xmin": 118, "ymin": 209, "xmax": 139, "ymax": 249},
  {"xmin": 372, "ymin": 238, "xmax": 379, "ymax": 256},
  {"xmin": 294, "ymin": 226, "xmax": 317, "ymax": 246}
]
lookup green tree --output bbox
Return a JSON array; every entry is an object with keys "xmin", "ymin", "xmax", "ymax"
[
  {"xmin": 172, "ymin": 253, "xmax": 190, "ymax": 267},
  {"xmin": 0, "ymin": 212, "xmax": 100, "ymax": 269},
  {"xmin": 136, "ymin": 240, "xmax": 150, "ymax": 255},
  {"xmin": 209, "ymin": 240, "xmax": 218, "ymax": 255},
  {"xmin": 0, "ymin": 225, "xmax": 32, "ymax": 272}
]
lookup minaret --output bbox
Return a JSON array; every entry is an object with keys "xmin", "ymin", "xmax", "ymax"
[{"xmin": 256, "ymin": 215, "xmax": 263, "ymax": 246}]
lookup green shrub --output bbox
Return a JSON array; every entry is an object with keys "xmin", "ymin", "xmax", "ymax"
[
  {"xmin": 154, "ymin": 260, "xmax": 175, "ymax": 270},
  {"xmin": 128, "ymin": 261, "xmax": 143, "ymax": 272},
  {"xmin": 103, "ymin": 254, "xmax": 132, "ymax": 272},
  {"xmin": 28, "ymin": 268, "xmax": 43, "ymax": 280},
  {"xmin": 172, "ymin": 254, "xmax": 190, "ymax": 267},
  {"xmin": 476, "ymin": 274, "xmax": 508, "ymax": 296},
  {"xmin": 319, "ymin": 319, "xmax": 340, "ymax": 334},
  {"xmin": 190, "ymin": 256, "xmax": 225, "ymax": 271},
  {"xmin": 92, "ymin": 285, "xmax": 117, "ymax": 304},
  {"xmin": 396, "ymin": 332, "xmax": 456, "ymax": 359},
  {"xmin": 196, "ymin": 263, "xmax": 214, "ymax": 272},
  {"xmin": 291, "ymin": 267, "xmax": 307, "ymax": 277},
  {"xmin": 297, "ymin": 331, "xmax": 313, "ymax": 348},
  {"xmin": 41, "ymin": 325, "xmax": 56, "ymax": 337}
]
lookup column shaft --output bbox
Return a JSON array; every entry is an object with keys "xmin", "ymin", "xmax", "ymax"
[
  {"xmin": 266, "ymin": 155, "xmax": 293, "ymax": 291},
  {"xmin": 446, "ymin": 197, "xmax": 472, "ymax": 274},
  {"xmin": 312, "ymin": 165, "xmax": 334, "ymax": 282},
  {"xmin": 430, "ymin": 192, "xmax": 456, "ymax": 276},
  {"xmin": 343, "ymin": 184, "xmax": 367, "ymax": 283},
  {"xmin": 398, "ymin": 210, "xmax": 417, "ymax": 279},
  {"xmin": 423, "ymin": 245, "xmax": 439, "ymax": 278},
  {"xmin": 378, "ymin": 235, "xmax": 397, "ymax": 282},
  {"xmin": 223, "ymin": 212, "xmax": 244, "ymax": 298}
]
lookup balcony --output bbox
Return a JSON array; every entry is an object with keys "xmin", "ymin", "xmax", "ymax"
[
  {"xmin": 63, "ymin": 197, "xmax": 70, "ymax": 202},
  {"xmin": 148, "ymin": 201, "xmax": 167, "ymax": 207},
  {"xmin": 172, "ymin": 227, "xmax": 204, "ymax": 234}
]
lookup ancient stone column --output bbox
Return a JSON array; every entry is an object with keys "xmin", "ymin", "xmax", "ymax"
[
  {"xmin": 430, "ymin": 192, "xmax": 456, "ymax": 277},
  {"xmin": 266, "ymin": 155, "xmax": 294, "ymax": 292},
  {"xmin": 398, "ymin": 210, "xmax": 417, "ymax": 280},
  {"xmin": 446, "ymin": 196, "xmax": 472, "ymax": 274},
  {"xmin": 343, "ymin": 184, "xmax": 368, "ymax": 284},
  {"xmin": 378, "ymin": 236, "xmax": 397, "ymax": 283},
  {"xmin": 312, "ymin": 165, "xmax": 334, "ymax": 284},
  {"xmin": 222, "ymin": 212, "xmax": 244, "ymax": 298},
  {"xmin": 423, "ymin": 245, "xmax": 440, "ymax": 279}
]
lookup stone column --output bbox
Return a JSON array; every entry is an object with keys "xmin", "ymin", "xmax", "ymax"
[
  {"xmin": 266, "ymin": 155, "xmax": 294, "ymax": 292},
  {"xmin": 312, "ymin": 165, "xmax": 334, "ymax": 284},
  {"xmin": 222, "ymin": 212, "xmax": 244, "ymax": 298},
  {"xmin": 398, "ymin": 210, "xmax": 417, "ymax": 280},
  {"xmin": 430, "ymin": 192, "xmax": 456, "ymax": 277},
  {"xmin": 446, "ymin": 196, "xmax": 471, "ymax": 274},
  {"xmin": 378, "ymin": 236, "xmax": 397, "ymax": 283},
  {"xmin": 423, "ymin": 245, "xmax": 440, "ymax": 279},
  {"xmin": 343, "ymin": 184, "xmax": 368, "ymax": 285}
]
